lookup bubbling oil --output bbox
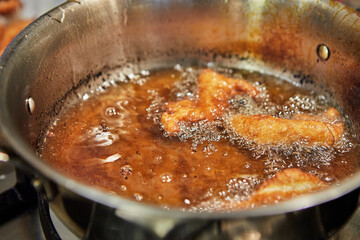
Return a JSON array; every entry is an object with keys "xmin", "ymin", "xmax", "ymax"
[{"xmin": 40, "ymin": 66, "xmax": 359, "ymax": 211}]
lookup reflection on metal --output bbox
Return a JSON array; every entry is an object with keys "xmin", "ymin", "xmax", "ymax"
[
  {"xmin": 0, "ymin": 151, "xmax": 9, "ymax": 162},
  {"xmin": 32, "ymin": 178, "xmax": 43, "ymax": 192},
  {"xmin": 115, "ymin": 208, "xmax": 178, "ymax": 238},
  {"xmin": 25, "ymin": 97, "xmax": 35, "ymax": 114},
  {"xmin": 0, "ymin": 156, "xmax": 16, "ymax": 194},
  {"xmin": 235, "ymin": 230, "xmax": 262, "ymax": 240},
  {"xmin": 317, "ymin": 44, "xmax": 330, "ymax": 61}
]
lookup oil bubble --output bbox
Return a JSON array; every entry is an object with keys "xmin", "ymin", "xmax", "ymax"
[
  {"xmin": 105, "ymin": 107, "xmax": 119, "ymax": 117},
  {"xmin": 133, "ymin": 193, "xmax": 143, "ymax": 201},
  {"xmin": 121, "ymin": 165, "xmax": 133, "ymax": 179},
  {"xmin": 161, "ymin": 174, "xmax": 172, "ymax": 183}
]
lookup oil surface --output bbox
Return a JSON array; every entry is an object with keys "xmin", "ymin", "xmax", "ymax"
[{"xmin": 40, "ymin": 66, "xmax": 359, "ymax": 211}]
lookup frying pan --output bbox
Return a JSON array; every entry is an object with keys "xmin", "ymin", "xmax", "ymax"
[{"xmin": 0, "ymin": 0, "xmax": 360, "ymax": 239}]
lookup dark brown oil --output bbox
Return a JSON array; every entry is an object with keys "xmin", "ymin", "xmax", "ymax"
[{"xmin": 40, "ymin": 66, "xmax": 359, "ymax": 211}]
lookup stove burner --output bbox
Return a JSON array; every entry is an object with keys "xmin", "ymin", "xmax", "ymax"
[{"xmin": 38, "ymin": 191, "xmax": 61, "ymax": 240}]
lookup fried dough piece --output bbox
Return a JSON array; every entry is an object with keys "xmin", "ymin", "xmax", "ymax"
[
  {"xmin": 0, "ymin": 0, "xmax": 21, "ymax": 15},
  {"xmin": 0, "ymin": 19, "xmax": 32, "ymax": 55},
  {"xmin": 293, "ymin": 107, "xmax": 341, "ymax": 123},
  {"xmin": 230, "ymin": 108, "xmax": 344, "ymax": 147},
  {"xmin": 239, "ymin": 168, "xmax": 327, "ymax": 208},
  {"xmin": 161, "ymin": 69, "xmax": 259, "ymax": 134}
]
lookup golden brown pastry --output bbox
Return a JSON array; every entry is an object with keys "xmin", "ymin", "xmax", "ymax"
[
  {"xmin": 238, "ymin": 168, "xmax": 327, "ymax": 208},
  {"xmin": 161, "ymin": 69, "xmax": 259, "ymax": 134},
  {"xmin": 230, "ymin": 108, "xmax": 344, "ymax": 147}
]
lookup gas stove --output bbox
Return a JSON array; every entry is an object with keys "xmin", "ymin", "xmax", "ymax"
[
  {"xmin": 1, "ymin": 201, "xmax": 360, "ymax": 240},
  {"xmin": 0, "ymin": 179, "xmax": 359, "ymax": 240}
]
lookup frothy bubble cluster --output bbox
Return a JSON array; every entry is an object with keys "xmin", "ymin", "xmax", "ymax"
[{"xmin": 147, "ymin": 65, "xmax": 354, "ymax": 185}]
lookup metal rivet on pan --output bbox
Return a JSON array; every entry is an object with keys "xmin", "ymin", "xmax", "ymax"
[
  {"xmin": 25, "ymin": 97, "xmax": 35, "ymax": 114},
  {"xmin": 317, "ymin": 44, "xmax": 330, "ymax": 61}
]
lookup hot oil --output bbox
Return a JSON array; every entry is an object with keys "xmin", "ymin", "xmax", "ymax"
[{"xmin": 40, "ymin": 66, "xmax": 359, "ymax": 211}]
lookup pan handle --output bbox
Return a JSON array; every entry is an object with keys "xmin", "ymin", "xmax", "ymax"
[
  {"xmin": 0, "ymin": 128, "xmax": 14, "ymax": 193},
  {"xmin": 0, "ymin": 122, "xmax": 41, "ymax": 187},
  {"xmin": 0, "ymin": 132, "xmax": 37, "ymax": 194},
  {"xmin": 0, "ymin": 119, "xmax": 24, "ymax": 193},
  {"xmin": 0, "ymin": 148, "xmax": 16, "ymax": 194},
  {"xmin": 0, "ymin": 146, "xmax": 39, "ymax": 224},
  {"xmin": 0, "ymin": 146, "xmax": 47, "ymax": 196},
  {"xmin": 0, "ymin": 135, "xmax": 58, "ymax": 202}
]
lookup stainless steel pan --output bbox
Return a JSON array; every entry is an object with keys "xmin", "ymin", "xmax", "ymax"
[{"xmin": 0, "ymin": 0, "xmax": 360, "ymax": 239}]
